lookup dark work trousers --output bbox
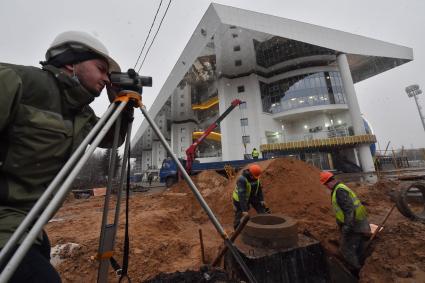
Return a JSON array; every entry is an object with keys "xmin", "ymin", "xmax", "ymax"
[
  {"xmin": 339, "ymin": 231, "xmax": 367, "ymax": 270},
  {"xmin": 0, "ymin": 230, "xmax": 61, "ymax": 283},
  {"xmin": 233, "ymin": 199, "xmax": 265, "ymax": 229}
]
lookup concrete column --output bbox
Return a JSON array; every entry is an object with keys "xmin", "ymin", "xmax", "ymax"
[
  {"xmin": 337, "ymin": 53, "xmax": 375, "ymax": 172},
  {"xmin": 353, "ymin": 148, "xmax": 360, "ymax": 166}
]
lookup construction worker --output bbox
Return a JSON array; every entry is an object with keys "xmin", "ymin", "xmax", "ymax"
[
  {"xmin": 320, "ymin": 171, "xmax": 371, "ymax": 270},
  {"xmin": 147, "ymin": 173, "xmax": 154, "ymax": 186},
  {"xmin": 232, "ymin": 164, "xmax": 269, "ymax": 229},
  {"xmin": 0, "ymin": 31, "xmax": 126, "ymax": 282},
  {"xmin": 251, "ymin": 148, "xmax": 260, "ymax": 159}
]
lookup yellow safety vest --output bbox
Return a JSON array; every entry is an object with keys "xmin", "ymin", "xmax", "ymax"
[
  {"xmin": 252, "ymin": 149, "xmax": 259, "ymax": 158},
  {"xmin": 233, "ymin": 178, "xmax": 260, "ymax": 202},
  {"xmin": 331, "ymin": 183, "xmax": 367, "ymax": 224}
]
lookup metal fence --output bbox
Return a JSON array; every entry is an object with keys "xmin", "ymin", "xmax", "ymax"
[{"xmin": 375, "ymin": 148, "xmax": 425, "ymax": 171}]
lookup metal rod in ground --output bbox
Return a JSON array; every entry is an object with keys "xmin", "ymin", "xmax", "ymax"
[
  {"xmin": 199, "ymin": 229, "xmax": 206, "ymax": 264},
  {"xmin": 212, "ymin": 215, "xmax": 250, "ymax": 267},
  {"xmin": 0, "ymin": 102, "xmax": 127, "ymax": 283},
  {"xmin": 0, "ymin": 103, "xmax": 117, "ymax": 267},
  {"xmin": 139, "ymin": 106, "xmax": 257, "ymax": 283}
]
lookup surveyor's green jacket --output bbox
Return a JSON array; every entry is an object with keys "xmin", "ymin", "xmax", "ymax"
[{"xmin": 0, "ymin": 63, "xmax": 126, "ymax": 248}]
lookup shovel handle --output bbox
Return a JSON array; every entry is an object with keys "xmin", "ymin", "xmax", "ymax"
[{"xmin": 365, "ymin": 204, "xmax": 396, "ymax": 251}]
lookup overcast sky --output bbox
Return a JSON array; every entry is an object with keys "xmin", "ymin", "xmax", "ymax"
[{"xmin": 1, "ymin": 0, "xmax": 424, "ymax": 150}]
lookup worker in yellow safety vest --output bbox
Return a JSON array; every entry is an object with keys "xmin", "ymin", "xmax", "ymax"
[
  {"xmin": 320, "ymin": 171, "xmax": 371, "ymax": 270},
  {"xmin": 251, "ymin": 148, "xmax": 260, "ymax": 159},
  {"xmin": 232, "ymin": 164, "xmax": 270, "ymax": 229}
]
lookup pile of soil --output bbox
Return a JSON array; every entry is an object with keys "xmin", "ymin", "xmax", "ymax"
[{"xmin": 44, "ymin": 157, "xmax": 425, "ymax": 282}]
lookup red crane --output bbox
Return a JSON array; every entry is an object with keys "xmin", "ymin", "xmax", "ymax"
[{"xmin": 185, "ymin": 99, "xmax": 243, "ymax": 173}]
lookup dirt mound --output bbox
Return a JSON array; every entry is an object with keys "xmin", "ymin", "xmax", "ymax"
[
  {"xmin": 360, "ymin": 220, "xmax": 425, "ymax": 282},
  {"xmin": 211, "ymin": 158, "xmax": 335, "ymax": 243},
  {"xmin": 170, "ymin": 170, "xmax": 228, "ymax": 194},
  {"xmin": 168, "ymin": 170, "xmax": 229, "ymax": 223}
]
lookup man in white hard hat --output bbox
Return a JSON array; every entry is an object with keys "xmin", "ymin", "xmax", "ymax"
[{"xmin": 0, "ymin": 31, "xmax": 126, "ymax": 282}]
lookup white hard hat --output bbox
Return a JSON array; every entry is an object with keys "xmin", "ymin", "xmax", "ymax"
[{"xmin": 45, "ymin": 31, "xmax": 120, "ymax": 72}]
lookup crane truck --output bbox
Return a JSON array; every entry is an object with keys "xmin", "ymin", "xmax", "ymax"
[{"xmin": 159, "ymin": 99, "xmax": 266, "ymax": 187}]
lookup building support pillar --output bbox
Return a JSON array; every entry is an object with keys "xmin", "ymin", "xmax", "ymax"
[{"xmin": 337, "ymin": 53, "xmax": 375, "ymax": 172}]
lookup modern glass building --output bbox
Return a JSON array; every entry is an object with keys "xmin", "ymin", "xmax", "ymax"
[{"xmin": 131, "ymin": 3, "xmax": 413, "ymax": 173}]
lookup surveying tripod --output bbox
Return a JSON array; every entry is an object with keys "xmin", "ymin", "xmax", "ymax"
[{"xmin": 0, "ymin": 70, "xmax": 257, "ymax": 283}]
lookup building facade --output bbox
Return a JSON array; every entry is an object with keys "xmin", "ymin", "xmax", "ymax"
[{"xmin": 131, "ymin": 3, "xmax": 413, "ymax": 174}]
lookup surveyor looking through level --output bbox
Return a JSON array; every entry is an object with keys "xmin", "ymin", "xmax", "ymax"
[
  {"xmin": 0, "ymin": 31, "xmax": 126, "ymax": 282},
  {"xmin": 232, "ymin": 164, "xmax": 270, "ymax": 229},
  {"xmin": 320, "ymin": 171, "xmax": 371, "ymax": 270}
]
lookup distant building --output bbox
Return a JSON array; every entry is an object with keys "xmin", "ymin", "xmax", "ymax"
[{"xmin": 131, "ymin": 3, "xmax": 413, "ymax": 173}]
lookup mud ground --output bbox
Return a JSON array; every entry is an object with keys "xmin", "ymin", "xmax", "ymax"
[{"xmin": 45, "ymin": 158, "xmax": 425, "ymax": 282}]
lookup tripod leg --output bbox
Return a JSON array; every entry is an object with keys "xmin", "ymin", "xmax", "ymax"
[
  {"xmin": 97, "ymin": 114, "xmax": 123, "ymax": 283},
  {"xmin": 97, "ymin": 109, "xmax": 134, "ymax": 283},
  {"xmin": 0, "ymin": 101, "xmax": 128, "ymax": 283},
  {"xmin": 113, "ymin": 110, "xmax": 134, "ymax": 238},
  {"xmin": 139, "ymin": 106, "xmax": 257, "ymax": 283}
]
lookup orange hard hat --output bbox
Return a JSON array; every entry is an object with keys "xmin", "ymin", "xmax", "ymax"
[
  {"xmin": 320, "ymin": 171, "xmax": 334, "ymax": 185},
  {"xmin": 248, "ymin": 164, "xmax": 262, "ymax": 179}
]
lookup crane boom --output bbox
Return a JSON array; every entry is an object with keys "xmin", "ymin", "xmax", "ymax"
[{"xmin": 185, "ymin": 99, "xmax": 243, "ymax": 173}]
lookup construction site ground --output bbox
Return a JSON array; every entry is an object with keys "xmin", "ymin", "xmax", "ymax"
[{"xmin": 45, "ymin": 158, "xmax": 425, "ymax": 282}]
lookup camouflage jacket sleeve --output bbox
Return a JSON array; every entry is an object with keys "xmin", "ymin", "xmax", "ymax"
[{"xmin": 0, "ymin": 65, "xmax": 21, "ymax": 132}]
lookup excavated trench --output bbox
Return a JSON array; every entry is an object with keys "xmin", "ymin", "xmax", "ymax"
[
  {"xmin": 224, "ymin": 214, "xmax": 357, "ymax": 283},
  {"xmin": 143, "ymin": 214, "xmax": 357, "ymax": 283}
]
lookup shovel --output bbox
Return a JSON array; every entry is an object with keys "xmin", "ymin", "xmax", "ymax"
[{"xmin": 364, "ymin": 204, "xmax": 396, "ymax": 252}]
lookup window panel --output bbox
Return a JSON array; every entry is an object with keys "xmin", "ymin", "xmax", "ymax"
[
  {"xmin": 242, "ymin": 135, "xmax": 250, "ymax": 144},
  {"xmin": 240, "ymin": 118, "xmax": 248, "ymax": 126}
]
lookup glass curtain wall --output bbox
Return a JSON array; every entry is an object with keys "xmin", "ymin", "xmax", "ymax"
[{"xmin": 260, "ymin": 71, "xmax": 346, "ymax": 113}]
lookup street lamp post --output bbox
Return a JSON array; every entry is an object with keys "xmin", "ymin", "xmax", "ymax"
[{"xmin": 405, "ymin": 84, "xmax": 425, "ymax": 133}]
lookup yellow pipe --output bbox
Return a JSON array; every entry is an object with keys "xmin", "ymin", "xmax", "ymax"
[
  {"xmin": 192, "ymin": 131, "xmax": 222, "ymax": 142},
  {"xmin": 192, "ymin": 96, "xmax": 219, "ymax": 110}
]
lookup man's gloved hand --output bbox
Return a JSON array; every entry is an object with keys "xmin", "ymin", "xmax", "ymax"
[
  {"xmin": 260, "ymin": 201, "xmax": 271, "ymax": 214},
  {"xmin": 341, "ymin": 225, "xmax": 353, "ymax": 235},
  {"xmin": 107, "ymin": 84, "xmax": 135, "ymax": 121}
]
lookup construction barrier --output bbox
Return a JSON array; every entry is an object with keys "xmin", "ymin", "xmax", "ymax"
[{"xmin": 260, "ymin": 134, "xmax": 376, "ymax": 153}]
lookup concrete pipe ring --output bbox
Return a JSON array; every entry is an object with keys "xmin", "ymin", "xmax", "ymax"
[
  {"xmin": 395, "ymin": 181, "xmax": 425, "ymax": 223},
  {"xmin": 241, "ymin": 214, "xmax": 298, "ymax": 249}
]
